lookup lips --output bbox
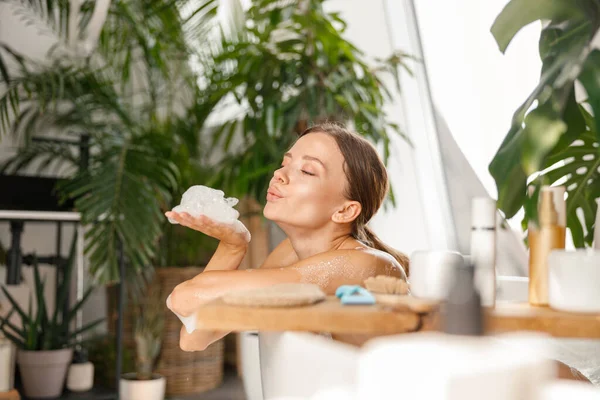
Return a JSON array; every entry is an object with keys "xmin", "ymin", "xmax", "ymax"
[{"xmin": 267, "ymin": 187, "xmax": 284, "ymax": 201}]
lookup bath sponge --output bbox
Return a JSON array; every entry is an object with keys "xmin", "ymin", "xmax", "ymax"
[{"xmin": 222, "ymin": 283, "xmax": 326, "ymax": 307}]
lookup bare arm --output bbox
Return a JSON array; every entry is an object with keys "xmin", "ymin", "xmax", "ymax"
[
  {"xmin": 172, "ymin": 249, "xmax": 402, "ymax": 351},
  {"xmin": 165, "ymin": 211, "xmax": 251, "ymax": 350},
  {"xmin": 170, "ymin": 249, "xmax": 400, "ymax": 317}
]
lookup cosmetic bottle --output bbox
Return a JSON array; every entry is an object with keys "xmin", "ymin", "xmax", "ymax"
[
  {"xmin": 443, "ymin": 263, "xmax": 484, "ymax": 336},
  {"xmin": 470, "ymin": 197, "xmax": 497, "ymax": 308},
  {"xmin": 528, "ymin": 188, "xmax": 565, "ymax": 306}
]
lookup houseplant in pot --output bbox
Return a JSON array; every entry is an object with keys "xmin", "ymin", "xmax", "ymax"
[
  {"xmin": 119, "ymin": 274, "xmax": 166, "ymax": 400},
  {"xmin": 0, "ymin": 235, "xmax": 103, "ymax": 398},
  {"xmin": 489, "ymin": 0, "xmax": 600, "ymax": 311}
]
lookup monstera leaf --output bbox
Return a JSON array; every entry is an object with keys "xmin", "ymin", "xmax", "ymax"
[
  {"xmin": 488, "ymin": 0, "xmax": 600, "ymax": 219},
  {"xmin": 524, "ymin": 107, "xmax": 600, "ymax": 247}
]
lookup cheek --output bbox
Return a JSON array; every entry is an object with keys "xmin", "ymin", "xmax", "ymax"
[{"xmin": 265, "ymin": 181, "xmax": 342, "ymax": 226}]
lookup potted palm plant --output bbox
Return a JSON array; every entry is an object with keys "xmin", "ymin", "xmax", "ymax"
[
  {"xmin": 0, "ymin": 235, "xmax": 103, "ymax": 398},
  {"xmin": 119, "ymin": 275, "xmax": 166, "ymax": 400}
]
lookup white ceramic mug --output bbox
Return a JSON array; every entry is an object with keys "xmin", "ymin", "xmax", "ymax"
[
  {"xmin": 548, "ymin": 249, "xmax": 600, "ymax": 313},
  {"xmin": 409, "ymin": 250, "xmax": 465, "ymax": 300}
]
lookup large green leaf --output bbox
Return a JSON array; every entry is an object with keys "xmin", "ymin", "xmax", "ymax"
[
  {"xmin": 491, "ymin": 0, "xmax": 584, "ymax": 53},
  {"xmin": 488, "ymin": 0, "xmax": 600, "ymax": 220},
  {"xmin": 579, "ymin": 50, "xmax": 600, "ymax": 140}
]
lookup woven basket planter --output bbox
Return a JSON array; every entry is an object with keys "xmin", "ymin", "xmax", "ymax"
[{"xmin": 108, "ymin": 267, "xmax": 224, "ymax": 396}]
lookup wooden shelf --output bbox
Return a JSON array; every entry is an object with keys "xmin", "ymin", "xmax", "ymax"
[
  {"xmin": 486, "ymin": 302, "xmax": 600, "ymax": 338},
  {"xmin": 195, "ymin": 296, "xmax": 600, "ymax": 339}
]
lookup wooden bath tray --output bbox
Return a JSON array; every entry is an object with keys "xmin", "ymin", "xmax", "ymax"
[{"xmin": 194, "ymin": 296, "xmax": 600, "ymax": 338}]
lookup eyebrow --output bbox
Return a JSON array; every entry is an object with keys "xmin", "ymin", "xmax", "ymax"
[{"xmin": 284, "ymin": 152, "xmax": 327, "ymax": 170}]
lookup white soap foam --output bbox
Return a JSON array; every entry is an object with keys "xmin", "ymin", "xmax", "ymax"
[{"xmin": 168, "ymin": 185, "xmax": 240, "ymax": 225}]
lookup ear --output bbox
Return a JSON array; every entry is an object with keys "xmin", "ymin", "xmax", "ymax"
[{"xmin": 331, "ymin": 201, "xmax": 362, "ymax": 224}]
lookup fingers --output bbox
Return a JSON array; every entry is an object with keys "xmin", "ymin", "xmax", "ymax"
[
  {"xmin": 165, "ymin": 211, "xmax": 213, "ymax": 228},
  {"xmin": 179, "ymin": 326, "xmax": 209, "ymax": 352},
  {"xmin": 233, "ymin": 220, "xmax": 252, "ymax": 243}
]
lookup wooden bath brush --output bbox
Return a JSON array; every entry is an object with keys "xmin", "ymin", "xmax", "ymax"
[
  {"xmin": 364, "ymin": 276, "xmax": 438, "ymax": 313},
  {"xmin": 364, "ymin": 275, "xmax": 409, "ymax": 295}
]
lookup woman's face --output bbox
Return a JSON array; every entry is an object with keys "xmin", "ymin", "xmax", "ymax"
[{"xmin": 263, "ymin": 132, "xmax": 350, "ymax": 230}]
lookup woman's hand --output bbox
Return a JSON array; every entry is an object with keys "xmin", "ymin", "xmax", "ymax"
[{"xmin": 165, "ymin": 211, "xmax": 250, "ymax": 247}]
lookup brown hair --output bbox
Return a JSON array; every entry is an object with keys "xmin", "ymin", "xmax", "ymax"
[{"xmin": 300, "ymin": 123, "xmax": 410, "ymax": 276}]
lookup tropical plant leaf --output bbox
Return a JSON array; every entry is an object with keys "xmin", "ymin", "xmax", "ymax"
[
  {"xmin": 0, "ymin": 286, "xmax": 30, "ymax": 325},
  {"xmin": 67, "ymin": 318, "xmax": 105, "ymax": 342},
  {"xmin": 490, "ymin": 0, "xmax": 584, "ymax": 53},
  {"xmin": 579, "ymin": 49, "xmax": 600, "ymax": 140},
  {"xmin": 0, "ymin": 309, "xmax": 26, "ymax": 341},
  {"xmin": 488, "ymin": 0, "xmax": 600, "ymax": 220},
  {"xmin": 524, "ymin": 107, "xmax": 600, "ymax": 247},
  {"xmin": 203, "ymin": 0, "xmax": 413, "ymax": 205}
]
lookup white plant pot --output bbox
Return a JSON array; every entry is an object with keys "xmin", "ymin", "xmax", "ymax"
[
  {"xmin": 548, "ymin": 250, "xmax": 600, "ymax": 313},
  {"xmin": 66, "ymin": 362, "xmax": 94, "ymax": 392},
  {"xmin": 0, "ymin": 341, "xmax": 15, "ymax": 392},
  {"xmin": 119, "ymin": 373, "xmax": 166, "ymax": 400}
]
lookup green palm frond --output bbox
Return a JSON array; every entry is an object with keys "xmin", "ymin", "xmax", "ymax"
[
  {"xmin": 58, "ymin": 130, "xmax": 180, "ymax": 282},
  {"xmin": 0, "ymin": 0, "xmax": 227, "ymax": 282},
  {"xmin": 1, "ymin": 0, "xmax": 72, "ymax": 43}
]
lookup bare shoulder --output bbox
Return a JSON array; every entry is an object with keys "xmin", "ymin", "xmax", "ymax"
[
  {"xmin": 337, "ymin": 239, "xmax": 406, "ymax": 280},
  {"xmin": 286, "ymin": 246, "xmax": 405, "ymax": 293},
  {"xmin": 351, "ymin": 248, "xmax": 405, "ymax": 280}
]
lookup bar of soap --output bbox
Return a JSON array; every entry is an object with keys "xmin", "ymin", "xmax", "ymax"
[{"xmin": 222, "ymin": 283, "xmax": 326, "ymax": 307}]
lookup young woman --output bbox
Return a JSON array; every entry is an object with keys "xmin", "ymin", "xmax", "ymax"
[{"xmin": 166, "ymin": 123, "xmax": 409, "ymax": 351}]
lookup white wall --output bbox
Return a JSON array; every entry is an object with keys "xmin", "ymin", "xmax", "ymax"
[
  {"xmin": 413, "ymin": 0, "xmax": 542, "ymax": 229},
  {"xmin": 323, "ymin": 0, "xmax": 433, "ymax": 255}
]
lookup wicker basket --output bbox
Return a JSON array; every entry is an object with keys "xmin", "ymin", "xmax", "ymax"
[{"xmin": 107, "ymin": 267, "xmax": 224, "ymax": 396}]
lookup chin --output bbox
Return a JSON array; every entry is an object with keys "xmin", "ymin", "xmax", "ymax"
[
  {"xmin": 263, "ymin": 203, "xmax": 293, "ymax": 228},
  {"xmin": 263, "ymin": 201, "xmax": 278, "ymax": 221}
]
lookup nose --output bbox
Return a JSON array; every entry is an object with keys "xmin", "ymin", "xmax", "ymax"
[{"xmin": 273, "ymin": 166, "xmax": 289, "ymax": 184}]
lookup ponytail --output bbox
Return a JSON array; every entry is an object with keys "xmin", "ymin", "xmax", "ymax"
[{"xmin": 358, "ymin": 226, "xmax": 410, "ymax": 278}]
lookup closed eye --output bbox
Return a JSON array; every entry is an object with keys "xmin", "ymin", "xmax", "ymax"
[{"xmin": 302, "ymin": 170, "xmax": 315, "ymax": 176}]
